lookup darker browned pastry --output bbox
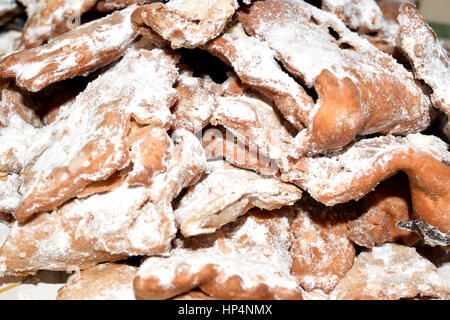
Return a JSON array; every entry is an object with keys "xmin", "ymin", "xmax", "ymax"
[
  {"xmin": 283, "ymin": 134, "xmax": 450, "ymax": 233},
  {"xmin": 231, "ymin": 0, "xmax": 432, "ymax": 155},
  {"xmin": 0, "ymin": 7, "xmax": 138, "ymax": 92},
  {"xmin": 347, "ymin": 174, "xmax": 420, "ymax": 248},
  {"xmin": 20, "ymin": 0, "xmax": 98, "ymax": 48},
  {"xmin": 290, "ymin": 195, "xmax": 357, "ymax": 293}
]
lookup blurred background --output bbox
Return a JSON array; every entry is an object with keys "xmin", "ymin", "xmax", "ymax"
[{"xmin": 418, "ymin": 0, "xmax": 450, "ymax": 48}]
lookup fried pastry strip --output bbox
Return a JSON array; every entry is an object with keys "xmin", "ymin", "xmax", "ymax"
[
  {"xmin": 202, "ymin": 127, "xmax": 279, "ymax": 177},
  {"xmin": 14, "ymin": 46, "xmax": 179, "ymax": 223},
  {"xmin": 174, "ymin": 161, "xmax": 302, "ymax": 237},
  {"xmin": 19, "ymin": 0, "xmax": 98, "ymax": 48},
  {"xmin": 0, "ymin": 6, "xmax": 138, "ymax": 92},
  {"xmin": 0, "ymin": 129, "xmax": 206, "ymax": 276},
  {"xmin": 134, "ymin": 209, "xmax": 302, "ymax": 300},
  {"xmin": 398, "ymin": 3, "xmax": 450, "ymax": 120},
  {"xmin": 330, "ymin": 243, "xmax": 447, "ymax": 300},
  {"xmin": 290, "ymin": 196, "xmax": 357, "ymax": 294},
  {"xmin": 347, "ymin": 175, "xmax": 419, "ymax": 248},
  {"xmin": 56, "ymin": 263, "xmax": 137, "ymax": 300},
  {"xmin": 236, "ymin": 0, "xmax": 432, "ymax": 155},
  {"xmin": 0, "ymin": 86, "xmax": 41, "ymax": 174},
  {"xmin": 203, "ymin": 24, "xmax": 313, "ymax": 131},
  {"xmin": 171, "ymin": 71, "xmax": 222, "ymax": 133},
  {"xmin": 211, "ymin": 91, "xmax": 295, "ymax": 162},
  {"xmin": 96, "ymin": 0, "xmax": 157, "ymax": 12},
  {"xmin": 321, "ymin": 0, "xmax": 384, "ymax": 33},
  {"xmin": 131, "ymin": 0, "xmax": 239, "ymax": 49},
  {"xmin": 282, "ymin": 133, "xmax": 450, "ymax": 233},
  {"xmin": 0, "ymin": 174, "xmax": 21, "ymax": 215}
]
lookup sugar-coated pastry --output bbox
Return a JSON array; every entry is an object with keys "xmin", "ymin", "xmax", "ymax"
[
  {"xmin": 56, "ymin": 263, "xmax": 137, "ymax": 300},
  {"xmin": 0, "ymin": 7, "xmax": 138, "ymax": 92},
  {"xmin": 134, "ymin": 208, "xmax": 302, "ymax": 300},
  {"xmin": 131, "ymin": 0, "xmax": 239, "ymax": 49},
  {"xmin": 18, "ymin": 0, "xmax": 98, "ymax": 48},
  {"xmin": 173, "ymin": 160, "xmax": 302, "ymax": 237},
  {"xmin": 330, "ymin": 243, "xmax": 447, "ymax": 300}
]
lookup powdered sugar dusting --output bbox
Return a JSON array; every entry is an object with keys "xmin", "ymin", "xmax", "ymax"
[
  {"xmin": 174, "ymin": 160, "xmax": 301, "ymax": 236},
  {"xmin": 330, "ymin": 243, "xmax": 447, "ymax": 299},
  {"xmin": 284, "ymin": 133, "xmax": 450, "ymax": 204},
  {"xmin": 137, "ymin": 211, "xmax": 300, "ymax": 298},
  {"xmin": 398, "ymin": 3, "xmax": 450, "ymax": 116},
  {"xmin": 1, "ymin": 6, "xmax": 137, "ymax": 92},
  {"xmin": 16, "ymin": 45, "xmax": 179, "ymax": 218}
]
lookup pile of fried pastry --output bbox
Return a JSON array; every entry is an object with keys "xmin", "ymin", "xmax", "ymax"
[{"xmin": 0, "ymin": 0, "xmax": 449, "ymax": 300}]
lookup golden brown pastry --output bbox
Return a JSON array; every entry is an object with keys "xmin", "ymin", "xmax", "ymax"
[
  {"xmin": 134, "ymin": 208, "xmax": 302, "ymax": 300},
  {"xmin": 96, "ymin": 0, "xmax": 156, "ymax": 12},
  {"xmin": 0, "ymin": 129, "xmax": 206, "ymax": 276},
  {"xmin": 347, "ymin": 175, "xmax": 419, "ymax": 248},
  {"xmin": 18, "ymin": 0, "xmax": 98, "ymax": 48},
  {"xmin": 290, "ymin": 196, "xmax": 357, "ymax": 294},
  {"xmin": 330, "ymin": 243, "xmax": 447, "ymax": 300},
  {"xmin": 398, "ymin": 3, "xmax": 450, "ymax": 126},
  {"xmin": 0, "ymin": 7, "xmax": 138, "ymax": 92},
  {"xmin": 56, "ymin": 263, "xmax": 137, "ymax": 300},
  {"xmin": 13, "ymin": 46, "xmax": 179, "ymax": 224},
  {"xmin": 131, "ymin": 0, "xmax": 239, "ymax": 49},
  {"xmin": 209, "ymin": 0, "xmax": 433, "ymax": 156},
  {"xmin": 174, "ymin": 160, "xmax": 302, "ymax": 237},
  {"xmin": 282, "ymin": 134, "xmax": 450, "ymax": 233}
]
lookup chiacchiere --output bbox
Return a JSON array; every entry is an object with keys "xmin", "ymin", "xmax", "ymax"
[{"xmin": 0, "ymin": 0, "xmax": 449, "ymax": 300}]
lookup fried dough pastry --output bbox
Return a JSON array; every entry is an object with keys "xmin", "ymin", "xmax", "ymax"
[
  {"xmin": 330, "ymin": 243, "xmax": 447, "ymax": 300},
  {"xmin": 0, "ymin": 174, "xmax": 21, "ymax": 215},
  {"xmin": 173, "ymin": 161, "xmax": 302, "ymax": 237},
  {"xmin": 96, "ymin": 0, "xmax": 157, "ymax": 12},
  {"xmin": 204, "ymin": 23, "xmax": 313, "ymax": 131},
  {"xmin": 0, "ymin": 86, "xmax": 41, "ymax": 174},
  {"xmin": 398, "ymin": 3, "xmax": 450, "ymax": 121},
  {"xmin": 14, "ymin": 46, "xmax": 180, "ymax": 224},
  {"xmin": 347, "ymin": 175, "xmax": 419, "ymax": 248},
  {"xmin": 0, "ymin": 30, "xmax": 21, "ymax": 58},
  {"xmin": 0, "ymin": 129, "xmax": 206, "ymax": 276},
  {"xmin": 56, "ymin": 263, "xmax": 137, "ymax": 300},
  {"xmin": 211, "ymin": 91, "xmax": 295, "ymax": 163},
  {"xmin": 321, "ymin": 0, "xmax": 384, "ymax": 33},
  {"xmin": 290, "ymin": 196, "xmax": 357, "ymax": 294},
  {"xmin": 234, "ymin": 0, "xmax": 432, "ymax": 155},
  {"xmin": 19, "ymin": 0, "xmax": 98, "ymax": 48},
  {"xmin": 131, "ymin": 0, "xmax": 239, "ymax": 49},
  {"xmin": 171, "ymin": 71, "xmax": 222, "ymax": 133},
  {"xmin": 202, "ymin": 127, "xmax": 279, "ymax": 177},
  {"xmin": 283, "ymin": 133, "xmax": 450, "ymax": 233},
  {"xmin": 0, "ymin": 7, "xmax": 138, "ymax": 92},
  {"xmin": 134, "ymin": 209, "xmax": 302, "ymax": 300}
]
